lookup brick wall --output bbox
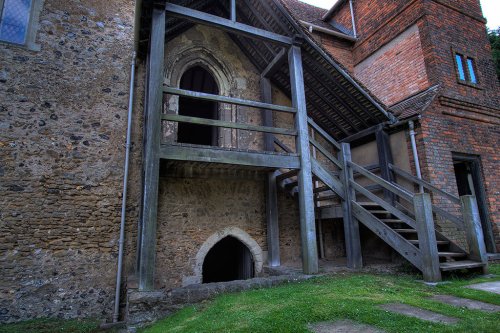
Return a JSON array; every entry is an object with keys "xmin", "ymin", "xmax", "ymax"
[
  {"xmin": 354, "ymin": 24, "xmax": 430, "ymax": 106},
  {"xmin": 0, "ymin": 0, "xmax": 137, "ymax": 322}
]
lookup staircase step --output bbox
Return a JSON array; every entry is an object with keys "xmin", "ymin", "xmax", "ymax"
[
  {"xmin": 381, "ymin": 219, "xmax": 405, "ymax": 223},
  {"xmin": 367, "ymin": 210, "xmax": 390, "ymax": 214},
  {"xmin": 440, "ymin": 260, "xmax": 485, "ymax": 271},
  {"xmin": 276, "ymin": 169, "xmax": 298, "ymax": 182},
  {"xmin": 393, "ymin": 229, "xmax": 417, "ymax": 234},
  {"xmin": 315, "ymin": 195, "xmax": 337, "ymax": 201},
  {"xmin": 314, "ymin": 186, "xmax": 331, "ymax": 194},
  {"xmin": 408, "ymin": 240, "xmax": 450, "ymax": 245},
  {"xmin": 358, "ymin": 202, "xmax": 380, "ymax": 207},
  {"xmin": 438, "ymin": 252, "xmax": 467, "ymax": 258},
  {"xmin": 284, "ymin": 181, "xmax": 298, "ymax": 189}
]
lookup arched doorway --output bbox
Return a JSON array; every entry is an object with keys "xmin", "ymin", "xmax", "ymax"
[
  {"xmin": 202, "ymin": 236, "xmax": 255, "ymax": 283},
  {"xmin": 178, "ymin": 66, "xmax": 219, "ymax": 146}
]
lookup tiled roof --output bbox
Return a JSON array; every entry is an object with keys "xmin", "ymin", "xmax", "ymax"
[
  {"xmin": 281, "ymin": 0, "xmax": 345, "ymax": 32},
  {"xmin": 390, "ymin": 85, "xmax": 440, "ymax": 120}
]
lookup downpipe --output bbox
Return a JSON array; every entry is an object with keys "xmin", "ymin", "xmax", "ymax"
[
  {"xmin": 113, "ymin": 51, "xmax": 137, "ymax": 323},
  {"xmin": 408, "ymin": 119, "xmax": 424, "ymax": 193}
]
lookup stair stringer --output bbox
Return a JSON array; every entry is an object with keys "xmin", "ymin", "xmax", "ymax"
[
  {"xmin": 351, "ymin": 202, "xmax": 424, "ymax": 271},
  {"xmin": 311, "ymin": 159, "xmax": 344, "ymax": 199}
]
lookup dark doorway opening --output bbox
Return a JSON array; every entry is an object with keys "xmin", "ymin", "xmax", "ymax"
[
  {"xmin": 202, "ymin": 236, "xmax": 254, "ymax": 283},
  {"xmin": 452, "ymin": 153, "xmax": 495, "ymax": 253},
  {"xmin": 178, "ymin": 66, "xmax": 219, "ymax": 146}
]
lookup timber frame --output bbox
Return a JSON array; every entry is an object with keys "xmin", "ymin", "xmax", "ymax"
[{"xmin": 136, "ymin": 0, "xmax": 489, "ymax": 290}]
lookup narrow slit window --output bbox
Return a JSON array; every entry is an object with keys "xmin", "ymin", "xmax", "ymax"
[
  {"xmin": 0, "ymin": 0, "xmax": 33, "ymax": 45},
  {"xmin": 455, "ymin": 54, "xmax": 466, "ymax": 81},
  {"xmin": 467, "ymin": 58, "xmax": 477, "ymax": 84}
]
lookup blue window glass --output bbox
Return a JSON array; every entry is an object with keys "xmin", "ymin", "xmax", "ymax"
[
  {"xmin": 455, "ymin": 54, "xmax": 466, "ymax": 81},
  {"xmin": 0, "ymin": 0, "xmax": 33, "ymax": 45},
  {"xmin": 467, "ymin": 58, "xmax": 477, "ymax": 84}
]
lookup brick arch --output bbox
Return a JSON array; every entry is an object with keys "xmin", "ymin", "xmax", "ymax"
[{"xmin": 182, "ymin": 227, "xmax": 263, "ymax": 286}]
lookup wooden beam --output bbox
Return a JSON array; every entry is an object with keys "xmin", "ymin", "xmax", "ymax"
[
  {"xmin": 261, "ymin": 78, "xmax": 276, "ymax": 151},
  {"xmin": 274, "ymin": 137, "xmax": 294, "ymax": 153},
  {"xmin": 261, "ymin": 48, "xmax": 287, "ymax": 78},
  {"xmin": 461, "ymin": 195, "xmax": 488, "ymax": 270},
  {"xmin": 340, "ymin": 124, "xmax": 381, "ymax": 143},
  {"xmin": 160, "ymin": 144, "xmax": 300, "ymax": 169},
  {"xmin": 311, "ymin": 160, "xmax": 345, "ymax": 199},
  {"xmin": 307, "ymin": 117, "xmax": 341, "ymax": 150},
  {"xmin": 164, "ymin": 86, "xmax": 296, "ymax": 113},
  {"xmin": 309, "ymin": 138, "xmax": 342, "ymax": 169},
  {"xmin": 289, "ymin": 45, "xmax": 318, "ymax": 274},
  {"xmin": 413, "ymin": 193, "xmax": 441, "ymax": 282},
  {"xmin": 139, "ymin": 5, "xmax": 165, "ymax": 291},
  {"xmin": 165, "ymin": 3, "xmax": 293, "ymax": 46},
  {"xmin": 230, "ymin": 0, "xmax": 236, "ymax": 21},
  {"xmin": 376, "ymin": 128, "xmax": 395, "ymax": 204},
  {"xmin": 339, "ymin": 143, "xmax": 363, "ymax": 269},
  {"xmin": 162, "ymin": 114, "xmax": 296, "ymax": 136}
]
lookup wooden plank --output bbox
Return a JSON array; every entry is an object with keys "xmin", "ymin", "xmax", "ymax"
[
  {"xmin": 340, "ymin": 124, "xmax": 380, "ymax": 143},
  {"xmin": 307, "ymin": 117, "xmax": 341, "ymax": 150},
  {"xmin": 461, "ymin": 195, "xmax": 488, "ymax": 269},
  {"xmin": 351, "ymin": 202, "xmax": 423, "ymax": 271},
  {"xmin": 164, "ymin": 87, "xmax": 296, "ymax": 113},
  {"xmin": 165, "ymin": 3, "xmax": 293, "ymax": 46},
  {"xmin": 348, "ymin": 161, "xmax": 414, "ymax": 202},
  {"xmin": 261, "ymin": 48, "xmax": 287, "ymax": 78},
  {"xmin": 266, "ymin": 171, "xmax": 281, "ymax": 266},
  {"xmin": 339, "ymin": 143, "xmax": 363, "ymax": 269},
  {"xmin": 139, "ymin": 6, "xmax": 165, "ymax": 291},
  {"xmin": 289, "ymin": 45, "xmax": 318, "ymax": 274},
  {"xmin": 413, "ymin": 193, "xmax": 442, "ymax": 282},
  {"xmin": 276, "ymin": 169, "xmax": 299, "ymax": 182},
  {"xmin": 311, "ymin": 160, "xmax": 345, "ymax": 199},
  {"xmin": 309, "ymin": 137, "xmax": 342, "ymax": 169},
  {"xmin": 350, "ymin": 180, "xmax": 417, "ymax": 229},
  {"xmin": 230, "ymin": 0, "xmax": 236, "ymax": 21},
  {"xmin": 162, "ymin": 114, "xmax": 296, "ymax": 136},
  {"xmin": 389, "ymin": 164, "xmax": 460, "ymax": 204},
  {"xmin": 160, "ymin": 144, "xmax": 300, "ymax": 169}
]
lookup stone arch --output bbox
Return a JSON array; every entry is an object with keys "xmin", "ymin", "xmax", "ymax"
[
  {"xmin": 163, "ymin": 46, "xmax": 236, "ymax": 147},
  {"xmin": 182, "ymin": 227, "xmax": 263, "ymax": 286}
]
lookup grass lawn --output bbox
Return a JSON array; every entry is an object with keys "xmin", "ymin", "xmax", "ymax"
[
  {"xmin": 1, "ymin": 265, "xmax": 498, "ymax": 333},
  {"xmin": 140, "ymin": 264, "xmax": 500, "ymax": 333}
]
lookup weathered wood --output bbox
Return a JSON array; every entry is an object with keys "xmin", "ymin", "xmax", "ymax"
[
  {"xmin": 164, "ymin": 87, "xmax": 296, "ymax": 113},
  {"xmin": 266, "ymin": 171, "xmax": 281, "ymax": 266},
  {"xmin": 289, "ymin": 45, "xmax": 318, "ymax": 274},
  {"xmin": 307, "ymin": 117, "xmax": 341, "ymax": 150},
  {"xmin": 339, "ymin": 124, "xmax": 380, "ymax": 143},
  {"xmin": 311, "ymin": 160, "xmax": 345, "ymax": 199},
  {"xmin": 162, "ymin": 114, "xmax": 296, "ymax": 136},
  {"xmin": 431, "ymin": 205, "xmax": 464, "ymax": 230},
  {"xmin": 339, "ymin": 143, "xmax": 363, "ymax": 269},
  {"xmin": 413, "ymin": 193, "xmax": 441, "ymax": 282},
  {"xmin": 461, "ymin": 195, "xmax": 488, "ymax": 270},
  {"xmin": 276, "ymin": 169, "xmax": 299, "ymax": 182},
  {"xmin": 165, "ymin": 3, "xmax": 293, "ymax": 46},
  {"xmin": 350, "ymin": 180, "xmax": 416, "ymax": 229},
  {"xmin": 230, "ymin": 0, "xmax": 236, "ymax": 21},
  {"xmin": 389, "ymin": 164, "xmax": 461, "ymax": 204},
  {"xmin": 309, "ymin": 137, "xmax": 342, "ymax": 169},
  {"xmin": 376, "ymin": 128, "xmax": 395, "ymax": 204},
  {"xmin": 261, "ymin": 77, "xmax": 275, "ymax": 151},
  {"xmin": 261, "ymin": 48, "xmax": 287, "ymax": 78},
  {"xmin": 139, "ymin": 5, "xmax": 165, "ymax": 291},
  {"xmin": 349, "ymin": 161, "xmax": 414, "ymax": 202},
  {"xmin": 352, "ymin": 202, "xmax": 423, "ymax": 271},
  {"xmin": 274, "ymin": 137, "xmax": 294, "ymax": 153},
  {"xmin": 160, "ymin": 144, "xmax": 300, "ymax": 169}
]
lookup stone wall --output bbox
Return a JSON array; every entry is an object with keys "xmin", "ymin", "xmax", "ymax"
[{"xmin": 0, "ymin": 0, "xmax": 137, "ymax": 323}]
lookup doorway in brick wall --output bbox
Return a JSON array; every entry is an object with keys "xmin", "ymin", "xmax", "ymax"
[
  {"xmin": 452, "ymin": 153, "xmax": 496, "ymax": 253},
  {"xmin": 202, "ymin": 236, "xmax": 255, "ymax": 283}
]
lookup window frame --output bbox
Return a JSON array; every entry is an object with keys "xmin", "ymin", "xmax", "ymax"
[
  {"xmin": 452, "ymin": 48, "xmax": 481, "ymax": 89},
  {"xmin": 0, "ymin": 0, "xmax": 44, "ymax": 51}
]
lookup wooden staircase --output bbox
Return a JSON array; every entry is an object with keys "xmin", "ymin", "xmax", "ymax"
[{"xmin": 273, "ymin": 118, "xmax": 489, "ymax": 282}]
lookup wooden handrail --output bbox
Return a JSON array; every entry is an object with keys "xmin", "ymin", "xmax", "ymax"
[
  {"xmin": 389, "ymin": 164, "xmax": 460, "ymax": 204},
  {"xmin": 162, "ymin": 114, "xmax": 297, "ymax": 136},
  {"xmin": 348, "ymin": 161, "xmax": 414, "ymax": 202},
  {"xmin": 309, "ymin": 137, "xmax": 343, "ymax": 169},
  {"xmin": 307, "ymin": 117, "xmax": 341, "ymax": 150},
  {"xmin": 164, "ymin": 86, "xmax": 296, "ymax": 113}
]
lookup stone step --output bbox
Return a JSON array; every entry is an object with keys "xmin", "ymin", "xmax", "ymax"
[
  {"xmin": 430, "ymin": 295, "xmax": 500, "ymax": 312},
  {"xmin": 440, "ymin": 260, "xmax": 485, "ymax": 271},
  {"xmin": 379, "ymin": 303, "xmax": 458, "ymax": 324}
]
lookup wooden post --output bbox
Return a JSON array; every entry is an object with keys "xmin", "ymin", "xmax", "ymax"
[
  {"xmin": 413, "ymin": 193, "xmax": 441, "ymax": 282},
  {"xmin": 375, "ymin": 127, "xmax": 395, "ymax": 204},
  {"xmin": 138, "ymin": 5, "xmax": 165, "ymax": 291},
  {"xmin": 288, "ymin": 44, "xmax": 318, "ymax": 274},
  {"xmin": 261, "ymin": 77, "xmax": 280, "ymax": 267},
  {"xmin": 339, "ymin": 143, "xmax": 363, "ymax": 269},
  {"xmin": 461, "ymin": 195, "xmax": 488, "ymax": 271}
]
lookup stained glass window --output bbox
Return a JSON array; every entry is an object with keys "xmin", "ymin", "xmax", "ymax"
[{"xmin": 0, "ymin": 0, "xmax": 33, "ymax": 45}]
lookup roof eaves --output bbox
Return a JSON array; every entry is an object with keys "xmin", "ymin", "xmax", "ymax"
[{"xmin": 322, "ymin": 0, "xmax": 347, "ymax": 21}]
